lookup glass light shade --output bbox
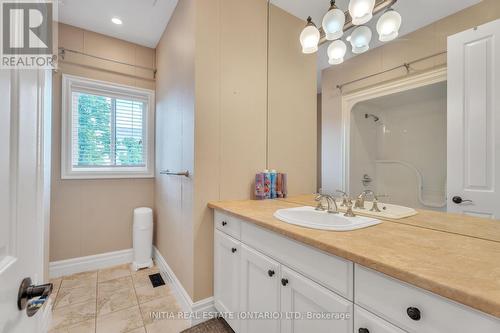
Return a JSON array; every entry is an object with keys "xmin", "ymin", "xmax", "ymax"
[
  {"xmin": 348, "ymin": 0, "xmax": 375, "ymax": 25},
  {"xmin": 327, "ymin": 40, "xmax": 347, "ymax": 65},
  {"xmin": 376, "ymin": 9, "xmax": 402, "ymax": 42},
  {"xmin": 350, "ymin": 26, "xmax": 372, "ymax": 54},
  {"xmin": 322, "ymin": 7, "xmax": 345, "ymax": 40},
  {"xmin": 300, "ymin": 19, "xmax": 320, "ymax": 54}
]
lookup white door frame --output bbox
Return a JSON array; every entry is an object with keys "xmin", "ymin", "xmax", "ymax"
[{"xmin": 339, "ymin": 67, "xmax": 448, "ymax": 194}]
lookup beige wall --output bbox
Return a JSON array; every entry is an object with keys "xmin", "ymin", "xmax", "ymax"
[
  {"xmin": 155, "ymin": 0, "xmax": 316, "ymax": 302},
  {"xmin": 268, "ymin": 4, "xmax": 317, "ymax": 196},
  {"xmin": 321, "ymin": 0, "xmax": 500, "ymax": 193},
  {"xmin": 154, "ymin": 0, "xmax": 196, "ymax": 299},
  {"xmin": 50, "ymin": 24, "xmax": 156, "ymax": 261}
]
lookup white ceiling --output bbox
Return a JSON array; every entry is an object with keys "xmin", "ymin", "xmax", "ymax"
[
  {"xmin": 57, "ymin": 0, "xmax": 178, "ymax": 48},
  {"xmin": 271, "ymin": 0, "xmax": 481, "ymax": 89}
]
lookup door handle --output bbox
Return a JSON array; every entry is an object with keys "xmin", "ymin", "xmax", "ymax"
[
  {"xmin": 18, "ymin": 277, "xmax": 53, "ymax": 317},
  {"xmin": 452, "ymin": 196, "xmax": 473, "ymax": 205}
]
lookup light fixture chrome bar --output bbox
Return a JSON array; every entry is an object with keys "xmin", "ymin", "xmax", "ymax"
[{"xmin": 318, "ymin": 0, "xmax": 397, "ymax": 46}]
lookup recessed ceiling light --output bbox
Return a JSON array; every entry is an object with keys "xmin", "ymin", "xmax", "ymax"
[{"xmin": 111, "ymin": 17, "xmax": 123, "ymax": 25}]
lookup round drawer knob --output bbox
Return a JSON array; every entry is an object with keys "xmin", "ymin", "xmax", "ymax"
[
  {"xmin": 281, "ymin": 278, "xmax": 289, "ymax": 286},
  {"xmin": 359, "ymin": 328, "xmax": 370, "ymax": 333},
  {"xmin": 407, "ymin": 307, "xmax": 421, "ymax": 321},
  {"xmin": 222, "ymin": 221, "xmax": 227, "ymax": 226},
  {"xmin": 268, "ymin": 270, "xmax": 275, "ymax": 277},
  {"xmin": 231, "ymin": 248, "xmax": 237, "ymax": 253}
]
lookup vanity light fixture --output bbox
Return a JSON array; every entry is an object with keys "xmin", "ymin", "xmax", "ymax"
[
  {"xmin": 376, "ymin": 8, "xmax": 402, "ymax": 41},
  {"xmin": 350, "ymin": 26, "xmax": 372, "ymax": 54},
  {"xmin": 349, "ymin": 0, "xmax": 376, "ymax": 25},
  {"xmin": 300, "ymin": 17, "xmax": 320, "ymax": 54},
  {"xmin": 328, "ymin": 40, "xmax": 347, "ymax": 64},
  {"xmin": 322, "ymin": 1, "xmax": 346, "ymax": 41},
  {"xmin": 111, "ymin": 17, "xmax": 123, "ymax": 25},
  {"xmin": 300, "ymin": 0, "xmax": 401, "ymax": 65}
]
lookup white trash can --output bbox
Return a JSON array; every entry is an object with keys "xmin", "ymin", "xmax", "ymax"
[{"xmin": 132, "ymin": 207, "xmax": 154, "ymax": 271}]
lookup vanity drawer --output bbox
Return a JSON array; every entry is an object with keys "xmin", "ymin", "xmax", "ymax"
[
  {"xmin": 241, "ymin": 221, "xmax": 353, "ymax": 300},
  {"xmin": 354, "ymin": 264, "xmax": 500, "ymax": 333},
  {"xmin": 354, "ymin": 305, "xmax": 407, "ymax": 333},
  {"xmin": 214, "ymin": 210, "xmax": 241, "ymax": 240}
]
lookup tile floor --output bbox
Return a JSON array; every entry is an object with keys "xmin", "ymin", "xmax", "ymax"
[{"xmin": 49, "ymin": 263, "xmax": 190, "ymax": 333}]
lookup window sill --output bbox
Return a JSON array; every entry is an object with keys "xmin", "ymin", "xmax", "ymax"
[{"xmin": 61, "ymin": 168, "xmax": 154, "ymax": 180}]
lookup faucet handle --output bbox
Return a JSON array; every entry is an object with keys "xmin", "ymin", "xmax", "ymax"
[
  {"xmin": 344, "ymin": 199, "xmax": 356, "ymax": 217},
  {"xmin": 370, "ymin": 194, "xmax": 388, "ymax": 212}
]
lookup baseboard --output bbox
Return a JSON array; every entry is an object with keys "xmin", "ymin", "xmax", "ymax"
[
  {"xmin": 49, "ymin": 248, "xmax": 134, "ymax": 279},
  {"xmin": 153, "ymin": 246, "xmax": 215, "ymax": 326}
]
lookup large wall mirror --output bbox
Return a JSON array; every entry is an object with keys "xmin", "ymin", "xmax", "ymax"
[{"xmin": 267, "ymin": 0, "xmax": 500, "ymax": 243}]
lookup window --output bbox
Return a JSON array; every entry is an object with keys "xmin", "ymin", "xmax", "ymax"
[{"xmin": 62, "ymin": 75, "xmax": 154, "ymax": 179}]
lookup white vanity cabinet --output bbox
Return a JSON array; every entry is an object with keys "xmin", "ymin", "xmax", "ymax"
[
  {"xmin": 354, "ymin": 305, "xmax": 406, "ymax": 333},
  {"xmin": 240, "ymin": 244, "xmax": 281, "ymax": 333},
  {"xmin": 214, "ymin": 229, "xmax": 241, "ymax": 331},
  {"xmin": 213, "ymin": 210, "xmax": 500, "ymax": 333},
  {"xmin": 280, "ymin": 266, "xmax": 353, "ymax": 333},
  {"xmin": 214, "ymin": 211, "xmax": 354, "ymax": 333}
]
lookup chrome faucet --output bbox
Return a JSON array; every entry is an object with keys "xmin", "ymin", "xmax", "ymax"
[
  {"xmin": 344, "ymin": 198, "xmax": 356, "ymax": 217},
  {"xmin": 354, "ymin": 190, "xmax": 375, "ymax": 209},
  {"xmin": 315, "ymin": 194, "xmax": 339, "ymax": 214},
  {"xmin": 335, "ymin": 190, "xmax": 349, "ymax": 207}
]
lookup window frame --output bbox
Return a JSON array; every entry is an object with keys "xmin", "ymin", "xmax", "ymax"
[{"xmin": 61, "ymin": 74, "xmax": 155, "ymax": 179}]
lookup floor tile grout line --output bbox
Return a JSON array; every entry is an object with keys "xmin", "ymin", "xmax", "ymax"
[
  {"xmin": 94, "ymin": 268, "xmax": 98, "ymax": 333},
  {"xmin": 131, "ymin": 264, "xmax": 147, "ymax": 330}
]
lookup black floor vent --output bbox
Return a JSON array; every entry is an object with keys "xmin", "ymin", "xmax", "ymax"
[{"xmin": 149, "ymin": 273, "xmax": 166, "ymax": 288}]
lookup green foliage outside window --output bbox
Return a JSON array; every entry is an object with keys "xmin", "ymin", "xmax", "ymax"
[{"xmin": 76, "ymin": 93, "xmax": 144, "ymax": 167}]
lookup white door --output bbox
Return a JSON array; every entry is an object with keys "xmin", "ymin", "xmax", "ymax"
[
  {"xmin": 0, "ymin": 69, "xmax": 52, "ymax": 333},
  {"xmin": 214, "ymin": 230, "xmax": 241, "ymax": 331},
  {"xmin": 447, "ymin": 19, "xmax": 500, "ymax": 218},
  {"xmin": 280, "ymin": 267, "xmax": 353, "ymax": 333},
  {"xmin": 240, "ymin": 245, "xmax": 281, "ymax": 333}
]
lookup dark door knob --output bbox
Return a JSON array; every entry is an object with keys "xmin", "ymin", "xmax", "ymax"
[
  {"xmin": 407, "ymin": 307, "xmax": 421, "ymax": 321},
  {"xmin": 268, "ymin": 270, "xmax": 275, "ymax": 277},
  {"xmin": 222, "ymin": 221, "xmax": 227, "ymax": 226},
  {"xmin": 231, "ymin": 247, "xmax": 237, "ymax": 253},
  {"xmin": 452, "ymin": 196, "xmax": 473, "ymax": 204},
  {"xmin": 18, "ymin": 278, "xmax": 53, "ymax": 317},
  {"xmin": 281, "ymin": 278, "xmax": 289, "ymax": 286},
  {"xmin": 359, "ymin": 328, "xmax": 370, "ymax": 333}
]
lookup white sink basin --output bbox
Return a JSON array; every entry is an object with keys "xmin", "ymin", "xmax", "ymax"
[
  {"xmin": 345, "ymin": 201, "xmax": 418, "ymax": 219},
  {"xmin": 274, "ymin": 206, "xmax": 382, "ymax": 231}
]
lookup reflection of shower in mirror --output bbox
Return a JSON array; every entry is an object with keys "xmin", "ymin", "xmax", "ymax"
[{"xmin": 350, "ymin": 81, "xmax": 447, "ymax": 211}]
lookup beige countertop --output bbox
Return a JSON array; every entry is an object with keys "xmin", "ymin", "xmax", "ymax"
[{"xmin": 208, "ymin": 196, "xmax": 500, "ymax": 318}]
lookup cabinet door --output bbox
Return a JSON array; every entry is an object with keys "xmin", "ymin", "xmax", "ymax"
[
  {"xmin": 240, "ymin": 245, "xmax": 281, "ymax": 333},
  {"xmin": 214, "ymin": 230, "xmax": 241, "ymax": 331},
  {"xmin": 281, "ymin": 267, "xmax": 353, "ymax": 333}
]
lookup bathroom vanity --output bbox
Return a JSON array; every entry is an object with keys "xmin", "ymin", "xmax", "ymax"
[{"xmin": 209, "ymin": 197, "xmax": 500, "ymax": 333}]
